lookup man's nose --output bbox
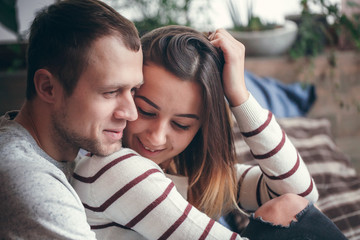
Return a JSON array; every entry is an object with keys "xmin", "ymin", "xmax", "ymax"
[{"xmin": 113, "ymin": 91, "xmax": 138, "ymax": 121}]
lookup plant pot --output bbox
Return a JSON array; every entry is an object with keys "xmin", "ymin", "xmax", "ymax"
[{"xmin": 229, "ymin": 20, "xmax": 298, "ymax": 57}]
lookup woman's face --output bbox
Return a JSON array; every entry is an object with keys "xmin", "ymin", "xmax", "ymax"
[{"xmin": 123, "ymin": 64, "xmax": 202, "ymax": 165}]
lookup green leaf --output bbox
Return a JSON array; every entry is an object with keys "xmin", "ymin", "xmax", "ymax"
[{"xmin": 0, "ymin": 0, "xmax": 19, "ymax": 34}]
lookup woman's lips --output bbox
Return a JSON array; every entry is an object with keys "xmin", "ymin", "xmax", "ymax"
[{"xmin": 136, "ymin": 137, "xmax": 163, "ymax": 158}]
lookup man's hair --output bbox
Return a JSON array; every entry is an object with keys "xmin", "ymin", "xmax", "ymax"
[{"xmin": 26, "ymin": 0, "xmax": 140, "ymax": 100}]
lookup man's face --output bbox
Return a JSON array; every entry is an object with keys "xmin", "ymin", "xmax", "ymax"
[{"xmin": 51, "ymin": 36, "xmax": 143, "ymax": 157}]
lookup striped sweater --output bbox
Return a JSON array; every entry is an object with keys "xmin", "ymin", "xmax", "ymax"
[
  {"xmin": 231, "ymin": 94, "xmax": 318, "ymax": 210},
  {"xmin": 71, "ymin": 93, "xmax": 318, "ymax": 239}
]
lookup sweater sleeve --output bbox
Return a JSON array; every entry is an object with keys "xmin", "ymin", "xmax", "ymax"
[
  {"xmin": 72, "ymin": 148, "xmax": 246, "ymax": 240},
  {"xmin": 232, "ymin": 93, "xmax": 319, "ymax": 211}
]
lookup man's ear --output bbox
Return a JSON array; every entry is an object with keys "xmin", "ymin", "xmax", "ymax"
[{"xmin": 33, "ymin": 69, "xmax": 59, "ymax": 103}]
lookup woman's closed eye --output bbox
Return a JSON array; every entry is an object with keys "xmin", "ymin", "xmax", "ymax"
[
  {"xmin": 172, "ymin": 121, "xmax": 190, "ymax": 130},
  {"xmin": 137, "ymin": 107, "xmax": 156, "ymax": 117},
  {"xmin": 138, "ymin": 107, "xmax": 191, "ymax": 130}
]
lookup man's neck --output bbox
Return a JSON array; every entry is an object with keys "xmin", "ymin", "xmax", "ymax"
[{"xmin": 15, "ymin": 101, "xmax": 78, "ymax": 162}]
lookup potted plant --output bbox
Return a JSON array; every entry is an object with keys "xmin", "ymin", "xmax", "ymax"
[
  {"xmin": 227, "ymin": 0, "xmax": 298, "ymax": 57},
  {"xmin": 286, "ymin": 0, "xmax": 360, "ymax": 65},
  {"xmin": 110, "ymin": 0, "xmax": 209, "ymax": 36},
  {"xmin": 0, "ymin": 0, "xmax": 27, "ymax": 72}
]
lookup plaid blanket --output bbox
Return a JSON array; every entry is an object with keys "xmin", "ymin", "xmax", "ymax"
[{"xmin": 227, "ymin": 117, "xmax": 360, "ymax": 240}]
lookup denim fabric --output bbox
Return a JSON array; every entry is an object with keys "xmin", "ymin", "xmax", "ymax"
[
  {"xmin": 245, "ymin": 70, "xmax": 316, "ymax": 118},
  {"xmin": 241, "ymin": 204, "xmax": 348, "ymax": 240}
]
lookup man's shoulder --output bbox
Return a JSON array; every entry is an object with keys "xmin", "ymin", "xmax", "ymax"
[
  {"xmin": 0, "ymin": 119, "xmax": 39, "ymax": 166},
  {"xmin": 0, "ymin": 111, "xmax": 29, "ymax": 145},
  {"xmin": 0, "ymin": 110, "xmax": 19, "ymax": 127},
  {"xmin": 0, "ymin": 118, "xmax": 69, "ymax": 182}
]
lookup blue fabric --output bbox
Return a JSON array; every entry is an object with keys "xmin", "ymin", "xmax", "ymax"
[{"xmin": 245, "ymin": 70, "xmax": 316, "ymax": 118}]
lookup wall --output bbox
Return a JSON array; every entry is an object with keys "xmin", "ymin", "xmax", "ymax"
[{"xmin": 0, "ymin": 0, "xmax": 55, "ymax": 43}]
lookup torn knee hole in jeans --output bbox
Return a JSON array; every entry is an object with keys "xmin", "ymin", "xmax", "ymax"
[{"xmin": 250, "ymin": 203, "xmax": 312, "ymax": 228}]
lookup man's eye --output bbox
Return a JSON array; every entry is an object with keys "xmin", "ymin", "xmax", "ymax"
[
  {"xmin": 104, "ymin": 90, "xmax": 117, "ymax": 97},
  {"xmin": 131, "ymin": 87, "xmax": 138, "ymax": 96},
  {"xmin": 137, "ymin": 107, "xmax": 155, "ymax": 117},
  {"xmin": 172, "ymin": 121, "xmax": 190, "ymax": 130}
]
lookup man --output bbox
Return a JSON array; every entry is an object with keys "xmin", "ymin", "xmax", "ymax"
[{"xmin": 0, "ymin": 0, "xmax": 142, "ymax": 238}]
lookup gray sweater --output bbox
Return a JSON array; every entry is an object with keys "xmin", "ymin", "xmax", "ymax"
[{"xmin": 0, "ymin": 111, "xmax": 96, "ymax": 239}]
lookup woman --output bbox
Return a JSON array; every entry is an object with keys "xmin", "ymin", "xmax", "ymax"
[
  {"xmin": 72, "ymin": 26, "xmax": 346, "ymax": 240},
  {"xmin": 123, "ymin": 26, "xmax": 318, "ymax": 218}
]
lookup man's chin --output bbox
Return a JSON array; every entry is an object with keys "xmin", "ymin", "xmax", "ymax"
[
  {"xmin": 93, "ymin": 142, "xmax": 123, "ymax": 157},
  {"xmin": 79, "ymin": 139, "xmax": 122, "ymax": 157}
]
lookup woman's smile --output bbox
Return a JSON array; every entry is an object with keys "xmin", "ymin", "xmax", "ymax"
[{"xmin": 123, "ymin": 64, "xmax": 202, "ymax": 165}]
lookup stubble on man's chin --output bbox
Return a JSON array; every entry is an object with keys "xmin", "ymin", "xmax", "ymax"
[
  {"xmin": 89, "ymin": 140, "xmax": 123, "ymax": 157},
  {"xmin": 51, "ymin": 114, "xmax": 122, "ymax": 158}
]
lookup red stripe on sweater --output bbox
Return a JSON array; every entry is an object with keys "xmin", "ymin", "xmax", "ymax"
[
  {"xmin": 199, "ymin": 219, "xmax": 215, "ymax": 240},
  {"xmin": 256, "ymin": 175, "xmax": 264, "ymax": 207},
  {"xmin": 90, "ymin": 222, "xmax": 131, "ymax": 230},
  {"xmin": 125, "ymin": 182, "xmax": 175, "ymax": 228},
  {"xmin": 237, "ymin": 166, "xmax": 255, "ymax": 209},
  {"xmin": 251, "ymin": 130, "xmax": 286, "ymax": 160},
  {"xmin": 262, "ymin": 152, "xmax": 300, "ymax": 180},
  {"xmin": 299, "ymin": 177, "xmax": 314, "ymax": 197},
  {"xmin": 158, "ymin": 203, "xmax": 193, "ymax": 240},
  {"xmin": 266, "ymin": 184, "xmax": 280, "ymax": 198},
  {"xmin": 241, "ymin": 111, "xmax": 272, "ymax": 138},
  {"xmin": 266, "ymin": 177, "xmax": 314, "ymax": 199},
  {"xmin": 73, "ymin": 153, "xmax": 137, "ymax": 183},
  {"xmin": 83, "ymin": 168, "xmax": 161, "ymax": 212},
  {"xmin": 230, "ymin": 232, "xmax": 239, "ymax": 240}
]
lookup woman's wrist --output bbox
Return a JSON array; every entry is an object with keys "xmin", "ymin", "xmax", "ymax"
[{"xmin": 228, "ymin": 89, "xmax": 249, "ymax": 107}]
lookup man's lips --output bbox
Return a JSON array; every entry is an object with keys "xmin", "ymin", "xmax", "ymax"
[{"xmin": 103, "ymin": 129, "xmax": 124, "ymax": 141}]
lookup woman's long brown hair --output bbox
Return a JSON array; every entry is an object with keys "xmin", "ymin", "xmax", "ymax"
[{"xmin": 141, "ymin": 25, "xmax": 238, "ymax": 219}]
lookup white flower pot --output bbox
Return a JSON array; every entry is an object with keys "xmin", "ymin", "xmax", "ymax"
[{"xmin": 229, "ymin": 20, "xmax": 298, "ymax": 57}]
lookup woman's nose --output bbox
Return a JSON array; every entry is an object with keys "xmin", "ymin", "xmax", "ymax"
[{"xmin": 147, "ymin": 121, "xmax": 167, "ymax": 146}]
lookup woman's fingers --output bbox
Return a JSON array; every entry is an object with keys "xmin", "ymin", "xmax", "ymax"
[
  {"xmin": 208, "ymin": 29, "xmax": 248, "ymax": 107},
  {"xmin": 209, "ymin": 29, "xmax": 245, "ymax": 63}
]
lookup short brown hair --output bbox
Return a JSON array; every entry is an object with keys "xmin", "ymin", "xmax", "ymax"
[{"xmin": 26, "ymin": 0, "xmax": 140, "ymax": 100}]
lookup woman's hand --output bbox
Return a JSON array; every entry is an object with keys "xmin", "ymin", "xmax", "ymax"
[{"xmin": 208, "ymin": 29, "xmax": 249, "ymax": 107}]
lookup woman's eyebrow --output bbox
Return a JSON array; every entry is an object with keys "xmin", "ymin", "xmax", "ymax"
[
  {"xmin": 175, "ymin": 113, "xmax": 200, "ymax": 120},
  {"xmin": 135, "ymin": 95, "xmax": 200, "ymax": 120},
  {"xmin": 135, "ymin": 95, "xmax": 160, "ymax": 110}
]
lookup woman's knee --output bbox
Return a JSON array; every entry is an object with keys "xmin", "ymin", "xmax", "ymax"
[{"xmin": 254, "ymin": 193, "xmax": 309, "ymax": 226}]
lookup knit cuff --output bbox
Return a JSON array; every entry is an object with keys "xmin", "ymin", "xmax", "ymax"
[{"xmin": 231, "ymin": 92, "xmax": 269, "ymax": 132}]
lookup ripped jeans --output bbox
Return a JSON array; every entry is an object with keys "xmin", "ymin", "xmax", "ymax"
[{"xmin": 241, "ymin": 203, "xmax": 347, "ymax": 240}]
